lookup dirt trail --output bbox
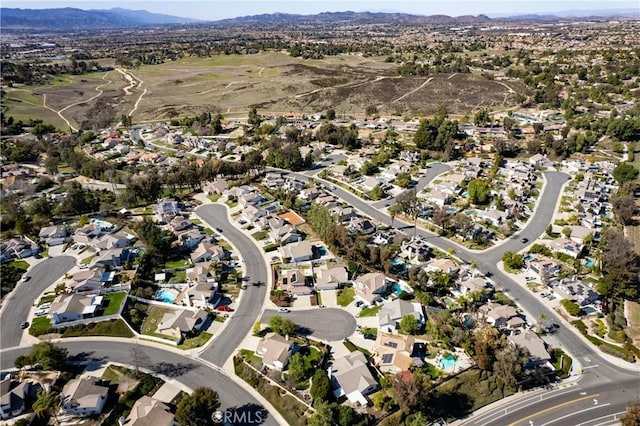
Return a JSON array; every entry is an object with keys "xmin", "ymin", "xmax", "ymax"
[
  {"xmin": 391, "ymin": 76, "xmax": 434, "ymax": 104},
  {"xmin": 41, "ymin": 71, "xmax": 112, "ymax": 132},
  {"xmin": 117, "ymin": 68, "xmax": 147, "ymax": 118}
]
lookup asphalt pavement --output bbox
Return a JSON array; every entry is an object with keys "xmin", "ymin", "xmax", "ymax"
[
  {"xmin": 195, "ymin": 204, "xmax": 270, "ymax": 367},
  {"xmin": 0, "ymin": 342, "xmax": 279, "ymax": 426},
  {"xmin": 261, "ymin": 308, "xmax": 356, "ymax": 341},
  {"xmin": 0, "ymin": 256, "xmax": 75, "ymax": 349}
]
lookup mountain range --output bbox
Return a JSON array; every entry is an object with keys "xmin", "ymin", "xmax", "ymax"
[{"xmin": 1, "ymin": 7, "xmax": 638, "ymax": 30}]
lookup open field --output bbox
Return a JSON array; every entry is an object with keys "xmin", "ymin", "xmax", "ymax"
[
  {"xmin": 3, "ymin": 52, "xmax": 528, "ymax": 126},
  {"xmin": 625, "ymin": 300, "xmax": 640, "ymax": 347}
]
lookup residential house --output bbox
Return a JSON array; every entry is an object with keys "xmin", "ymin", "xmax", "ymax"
[
  {"xmin": 263, "ymin": 173, "xmax": 285, "ymax": 190},
  {"xmin": 377, "ymin": 299, "xmax": 424, "ymax": 334},
  {"xmin": 425, "ymin": 258, "xmax": 460, "ymax": 275},
  {"xmin": 283, "ymin": 178, "xmax": 305, "ymax": 192},
  {"xmin": 278, "ymin": 240, "xmax": 314, "ymax": 263},
  {"xmin": 203, "ymin": 178, "xmax": 229, "ymax": 195},
  {"xmin": 120, "ymin": 396, "xmax": 176, "ymax": 426},
  {"xmin": 178, "ymin": 229, "xmax": 206, "ymax": 250},
  {"xmin": 479, "ymin": 301, "xmax": 519, "ymax": 328},
  {"xmin": 380, "ymin": 161, "xmax": 411, "ymax": 181},
  {"xmin": 155, "ymin": 198, "xmax": 180, "ymax": 223},
  {"xmin": 269, "ymin": 222, "xmax": 303, "ymax": 245},
  {"xmin": 299, "ymin": 187, "xmax": 321, "ymax": 201},
  {"xmin": 0, "ymin": 237, "xmax": 40, "ymax": 260},
  {"xmin": 60, "ymin": 378, "xmax": 109, "ymax": 416},
  {"xmin": 360, "ymin": 176, "xmax": 381, "ymax": 192},
  {"xmin": 353, "ymin": 272, "xmax": 393, "ymax": 305},
  {"xmin": 567, "ymin": 226, "xmax": 593, "ymax": 245},
  {"xmin": 168, "ymin": 216, "xmax": 192, "ymax": 233},
  {"xmin": 526, "ymin": 256, "xmax": 561, "ymax": 280},
  {"xmin": 0, "ymin": 378, "xmax": 29, "ymax": 420},
  {"xmin": 529, "ymin": 154, "xmax": 549, "ymax": 167},
  {"xmin": 241, "ymin": 204, "xmax": 267, "ymax": 223},
  {"xmin": 68, "ymin": 266, "xmax": 113, "ymax": 292},
  {"xmin": 330, "ymin": 351, "xmax": 379, "ymax": 405},
  {"xmin": 476, "ymin": 209, "xmax": 510, "ymax": 227},
  {"xmin": 280, "ymin": 268, "xmax": 311, "ymax": 296},
  {"xmin": 373, "ymin": 334, "xmax": 417, "ymax": 374},
  {"xmin": 347, "ymin": 217, "xmax": 376, "ymax": 235},
  {"xmin": 329, "ymin": 206, "xmax": 357, "ymax": 224},
  {"xmin": 38, "ymin": 224, "xmax": 68, "ymax": 246},
  {"xmin": 91, "ymin": 234, "xmax": 129, "ymax": 251},
  {"xmin": 157, "ymin": 309, "xmax": 208, "ymax": 342},
  {"xmin": 190, "ymin": 240, "xmax": 225, "ymax": 263},
  {"xmin": 555, "ymin": 278, "xmax": 600, "ymax": 307},
  {"xmin": 314, "ymin": 264, "xmax": 348, "ymax": 291},
  {"xmin": 73, "ymin": 224, "xmax": 103, "ymax": 244},
  {"xmin": 256, "ymin": 333, "xmax": 294, "ymax": 371},
  {"xmin": 546, "ymin": 238, "xmax": 584, "ymax": 259},
  {"xmin": 508, "ymin": 329, "xmax": 551, "ymax": 368},
  {"xmin": 399, "ymin": 237, "xmax": 432, "ymax": 265},
  {"xmin": 50, "ymin": 294, "xmax": 104, "ymax": 324},
  {"xmin": 452, "ymin": 277, "xmax": 489, "ymax": 298},
  {"xmin": 423, "ymin": 190, "xmax": 450, "ymax": 207},
  {"xmin": 224, "ymin": 185, "xmax": 255, "ymax": 200},
  {"xmin": 238, "ymin": 191, "xmax": 266, "ymax": 208},
  {"xmin": 93, "ymin": 247, "xmax": 131, "ymax": 268}
]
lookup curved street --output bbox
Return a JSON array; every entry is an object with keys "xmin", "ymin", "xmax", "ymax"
[
  {"xmin": 261, "ymin": 308, "xmax": 357, "ymax": 341},
  {"xmin": 0, "ymin": 256, "xmax": 75, "ymax": 348}
]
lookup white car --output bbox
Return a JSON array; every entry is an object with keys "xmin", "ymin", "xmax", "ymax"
[
  {"xmin": 20, "ymin": 274, "xmax": 30, "ymax": 283},
  {"xmin": 34, "ymin": 310, "xmax": 47, "ymax": 317},
  {"xmin": 277, "ymin": 308, "xmax": 290, "ymax": 313}
]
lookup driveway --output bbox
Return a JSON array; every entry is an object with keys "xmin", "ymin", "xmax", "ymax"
[
  {"xmin": 320, "ymin": 289, "xmax": 338, "ymax": 307},
  {"xmin": 261, "ymin": 308, "xmax": 356, "ymax": 342}
]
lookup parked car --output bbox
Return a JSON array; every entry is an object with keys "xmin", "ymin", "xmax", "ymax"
[
  {"xmin": 20, "ymin": 274, "xmax": 30, "ymax": 283},
  {"xmin": 20, "ymin": 321, "xmax": 29, "ymax": 329},
  {"xmin": 34, "ymin": 310, "xmax": 47, "ymax": 317},
  {"xmin": 318, "ymin": 304, "xmax": 326, "ymax": 308},
  {"xmin": 363, "ymin": 334, "xmax": 376, "ymax": 340},
  {"xmin": 521, "ymin": 237, "xmax": 529, "ymax": 243},
  {"xmin": 216, "ymin": 227, "xmax": 224, "ymax": 233},
  {"xmin": 216, "ymin": 305, "xmax": 233, "ymax": 312},
  {"xmin": 355, "ymin": 301, "xmax": 364, "ymax": 308},
  {"xmin": 277, "ymin": 308, "xmax": 290, "ymax": 313}
]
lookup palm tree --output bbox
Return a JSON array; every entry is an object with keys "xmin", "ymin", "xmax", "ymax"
[{"xmin": 33, "ymin": 389, "xmax": 61, "ymax": 424}]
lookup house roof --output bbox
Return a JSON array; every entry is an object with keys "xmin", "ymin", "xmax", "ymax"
[
  {"xmin": 158, "ymin": 309, "xmax": 207, "ymax": 334},
  {"xmin": 123, "ymin": 396, "xmax": 175, "ymax": 426},
  {"xmin": 373, "ymin": 333, "xmax": 415, "ymax": 372},
  {"xmin": 257, "ymin": 333, "xmax": 292, "ymax": 367},
  {"xmin": 315, "ymin": 264, "xmax": 348, "ymax": 289},
  {"xmin": 61, "ymin": 378, "xmax": 108, "ymax": 410},
  {"xmin": 377, "ymin": 299, "xmax": 422, "ymax": 326},
  {"xmin": 354, "ymin": 272, "xmax": 388, "ymax": 303},
  {"xmin": 508, "ymin": 330, "xmax": 550, "ymax": 361},
  {"xmin": 331, "ymin": 351, "xmax": 377, "ymax": 396}
]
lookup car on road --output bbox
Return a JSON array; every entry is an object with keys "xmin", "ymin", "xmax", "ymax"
[
  {"xmin": 521, "ymin": 237, "xmax": 529, "ymax": 243},
  {"xmin": 216, "ymin": 227, "xmax": 223, "ymax": 233},
  {"xmin": 318, "ymin": 304, "xmax": 326, "ymax": 308},
  {"xmin": 20, "ymin": 274, "xmax": 30, "ymax": 283},
  {"xmin": 20, "ymin": 321, "xmax": 29, "ymax": 329},
  {"xmin": 277, "ymin": 308, "xmax": 290, "ymax": 313}
]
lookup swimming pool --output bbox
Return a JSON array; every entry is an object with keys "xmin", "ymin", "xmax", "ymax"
[
  {"xmin": 463, "ymin": 314, "xmax": 474, "ymax": 330},
  {"xmin": 585, "ymin": 258, "xmax": 595, "ymax": 267},
  {"xmin": 391, "ymin": 259, "xmax": 405, "ymax": 266},
  {"xmin": 156, "ymin": 289, "xmax": 177, "ymax": 303},
  {"xmin": 92, "ymin": 219, "xmax": 114, "ymax": 230},
  {"xmin": 438, "ymin": 354, "xmax": 460, "ymax": 371},
  {"xmin": 314, "ymin": 246, "xmax": 328, "ymax": 256}
]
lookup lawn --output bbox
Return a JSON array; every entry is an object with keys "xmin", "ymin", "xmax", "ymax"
[
  {"xmin": 177, "ymin": 332, "xmax": 213, "ymax": 350},
  {"xmin": 208, "ymin": 194, "xmax": 221, "ymax": 202},
  {"xmin": 358, "ymin": 305, "xmax": 382, "ymax": 317},
  {"xmin": 9, "ymin": 260, "xmax": 30, "ymax": 270},
  {"xmin": 141, "ymin": 306, "xmax": 176, "ymax": 340},
  {"xmin": 103, "ymin": 292, "xmax": 127, "ymax": 315},
  {"xmin": 61, "ymin": 319, "xmax": 134, "ymax": 338},
  {"xmin": 165, "ymin": 258, "xmax": 189, "ymax": 269},
  {"xmin": 30, "ymin": 317, "xmax": 54, "ymax": 336},
  {"xmin": 38, "ymin": 294, "xmax": 57, "ymax": 306},
  {"xmin": 252, "ymin": 230, "xmax": 269, "ymax": 241},
  {"xmin": 80, "ymin": 253, "xmax": 97, "ymax": 265},
  {"xmin": 337, "ymin": 287, "xmax": 355, "ymax": 306},
  {"xmin": 240, "ymin": 349, "xmax": 264, "ymax": 367},
  {"xmin": 343, "ymin": 339, "xmax": 371, "ymax": 356},
  {"xmin": 169, "ymin": 270, "xmax": 187, "ymax": 283}
]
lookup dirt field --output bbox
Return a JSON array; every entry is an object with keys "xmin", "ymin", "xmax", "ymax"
[
  {"xmin": 625, "ymin": 300, "xmax": 640, "ymax": 347},
  {"xmin": 3, "ymin": 52, "xmax": 528, "ymax": 127}
]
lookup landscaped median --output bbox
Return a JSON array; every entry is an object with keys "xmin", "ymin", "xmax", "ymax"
[{"xmin": 571, "ymin": 319, "xmax": 637, "ymax": 363}]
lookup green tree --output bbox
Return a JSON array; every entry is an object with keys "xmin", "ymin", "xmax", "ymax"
[
  {"xmin": 560, "ymin": 299, "xmax": 581, "ymax": 316},
  {"xmin": 175, "ymin": 387, "xmax": 221, "ymax": 426},
  {"xmin": 391, "ymin": 370, "xmax": 431, "ymax": 414},
  {"xmin": 473, "ymin": 109, "xmax": 490, "ymax": 126},
  {"xmin": 400, "ymin": 314, "xmax": 421, "ymax": 335},
  {"xmin": 248, "ymin": 107, "xmax": 261, "ymax": 127},
  {"xmin": 326, "ymin": 109, "xmax": 336, "ymax": 121},
  {"xmin": 502, "ymin": 251, "xmax": 524, "ymax": 271},
  {"xmin": 308, "ymin": 401, "xmax": 334, "ymax": 426},
  {"xmin": 268, "ymin": 315, "xmax": 297, "ymax": 336},
  {"xmin": 493, "ymin": 344, "xmax": 528, "ymax": 388},
  {"xmin": 613, "ymin": 162, "xmax": 639, "ymax": 184},
  {"xmin": 370, "ymin": 185, "xmax": 386, "ymax": 201},
  {"xmin": 310, "ymin": 369, "xmax": 333, "ymax": 404},
  {"xmin": 287, "ymin": 352, "xmax": 308, "ymax": 382},
  {"xmin": 467, "ymin": 179, "xmax": 491, "ymax": 205},
  {"xmin": 30, "ymin": 342, "xmax": 68, "ymax": 371},
  {"xmin": 32, "ymin": 390, "xmax": 60, "ymax": 421},
  {"xmin": 394, "ymin": 172, "xmax": 412, "ymax": 188}
]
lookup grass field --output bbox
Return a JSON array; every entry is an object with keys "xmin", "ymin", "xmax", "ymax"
[
  {"xmin": 3, "ymin": 52, "xmax": 526, "ymax": 128},
  {"xmin": 337, "ymin": 287, "xmax": 355, "ymax": 306}
]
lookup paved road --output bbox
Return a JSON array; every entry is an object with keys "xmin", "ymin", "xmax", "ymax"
[
  {"xmin": 261, "ymin": 308, "xmax": 356, "ymax": 341},
  {"xmin": 0, "ymin": 342, "xmax": 279, "ymax": 426},
  {"xmin": 371, "ymin": 162, "xmax": 451, "ymax": 209},
  {"xmin": 0, "ymin": 256, "xmax": 75, "ymax": 349},
  {"xmin": 195, "ymin": 204, "xmax": 270, "ymax": 367}
]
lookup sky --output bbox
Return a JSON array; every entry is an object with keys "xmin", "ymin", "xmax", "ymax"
[{"xmin": 2, "ymin": 1, "xmax": 638, "ymax": 20}]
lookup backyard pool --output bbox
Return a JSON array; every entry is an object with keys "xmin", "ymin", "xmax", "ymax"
[
  {"xmin": 392, "ymin": 281, "xmax": 414, "ymax": 295},
  {"xmin": 463, "ymin": 314, "xmax": 474, "ymax": 330},
  {"xmin": 438, "ymin": 354, "xmax": 460, "ymax": 371},
  {"xmin": 91, "ymin": 219, "xmax": 114, "ymax": 230},
  {"xmin": 314, "ymin": 246, "xmax": 328, "ymax": 256},
  {"xmin": 585, "ymin": 258, "xmax": 595, "ymax": 267},
  {"xmin": 156, "ymin": 289, "xmax": 177, "ymax": 303}
]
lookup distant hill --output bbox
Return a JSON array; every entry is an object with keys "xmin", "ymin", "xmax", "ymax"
[{"xmin": 0, "ymin": 7, "xmax": 201, "ymax": 30}]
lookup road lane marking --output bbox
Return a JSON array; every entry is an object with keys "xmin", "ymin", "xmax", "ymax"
[
  {"xmin": 539, "ymin": 403, "xmax": 610, "ymax": 426},
  {"xmin": 507, "ymin": 394, "xmax": 599, "ymax": 426},
  {"xmin": 474, "ymin": 388, "xmax": 580, "ymax": 426},
  {"xmin": 575, "ymin": 411, "xmax": 626, "ymax": 426}
]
